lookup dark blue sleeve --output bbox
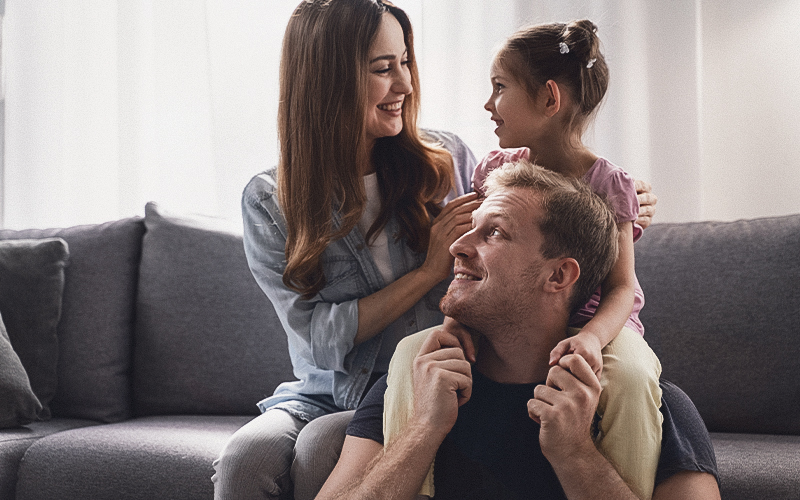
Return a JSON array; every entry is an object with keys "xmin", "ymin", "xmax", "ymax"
[
  {"xmin": 345, "ymin": 374, "xmax": 387, "ymax": 444},
  {"xmin": 656, "ymin": 380, "xmax": 720, "ymax": 486}
]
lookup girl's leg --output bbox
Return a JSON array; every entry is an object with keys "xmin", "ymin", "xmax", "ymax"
[
  {"xmin": 595, "ymin": 327, "xmax": 663, "ymax": 500},
  {"xmin": 213, "ymin": 408, "xmax": 306, "ymax": 500},
  {"xmin": 291, "ymin": 410, "xmax": 355, "ymax": 500}
]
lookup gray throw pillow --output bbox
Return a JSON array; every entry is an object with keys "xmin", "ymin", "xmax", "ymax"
[
  {"xmin": 133, "ymin": 202, "xmax": 293, "ymax": 416},
  {"xmin": 0, "ymin": 238, "xmax": 69, "ymax": 419},
  {"xmin": 0, "ymin": 311, "xmax": 44, "ymax": 427}
]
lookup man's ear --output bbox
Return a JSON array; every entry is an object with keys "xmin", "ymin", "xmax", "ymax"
[
  {"xmin": 543, "ymin": 257, "xmax": 580, "ymax": 293},
  {"xmin": 543, "ymin": 80, "xmax": 562, "ymax": 118}
]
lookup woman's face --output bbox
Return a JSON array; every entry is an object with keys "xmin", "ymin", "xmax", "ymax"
[{"xmin": 365, "ymin": 13, "xmax": 413, "ymax": 145}]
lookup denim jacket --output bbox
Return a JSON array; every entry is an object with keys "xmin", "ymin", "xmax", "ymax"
[{"xmin": 241, "ymin": 130, "xmax": 477, "ymax": 421}]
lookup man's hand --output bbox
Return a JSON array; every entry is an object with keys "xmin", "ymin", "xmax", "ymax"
[
  {"xmin": 528, "ymin": 354, "xmax": 641, "ymax": 499},
  {"xmin": 411, "ymin": 327, "xmax": 473, "ymax": 440},
  {"xmin": 527, "ymin": 353, "xmax": 602, "ymax": 463},
  {"xmin": 441, "ymin": 316, "xmax": 477, "ymax": 363},
  {"xmin": 549, "ymin": 331, "xmax": 603, "ymax": 379},
  {"xmin": 635, "ymin": 179, "xmax": 658, "ymax": 230}
]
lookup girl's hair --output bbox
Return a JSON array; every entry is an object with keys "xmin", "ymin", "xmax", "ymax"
[
  {"xmin": 496, "ymin": 20, "xmax": 609, "ymax": 136},
  {"xmin": 278, "ymin": 0, "xmax": 454, "ymax": 299}
]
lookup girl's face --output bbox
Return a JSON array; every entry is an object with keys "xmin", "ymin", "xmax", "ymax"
[
  {"xmin": 484, "ymin": 59, "xmax": 543, "ymax": 150},
  {"xmin": 365, "ymin": 13, "xmax": 413, "ymax": 145}
]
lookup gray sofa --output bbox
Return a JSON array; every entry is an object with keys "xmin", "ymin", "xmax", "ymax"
[{"xmin": 0, "ymin": 201, "xmax": 798, "ymax": 499}]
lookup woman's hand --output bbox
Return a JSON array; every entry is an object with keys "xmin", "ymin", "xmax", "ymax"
[
  {"xmin": 635, "ymin": 179, "xmax": 658, "ymax": 230},
  {"xmin": 421, "ymin": 193, "xmax": 482, "ymax": 282}
]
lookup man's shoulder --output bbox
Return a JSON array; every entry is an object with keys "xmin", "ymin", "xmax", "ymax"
[{"xmin": 386, "ymin": 326, "xmax": 441, "ymax": 390}]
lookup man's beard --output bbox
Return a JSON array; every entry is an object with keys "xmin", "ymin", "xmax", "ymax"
[
  {"xmin": 439, "ymin": 261, "xmax": 544, "ymax": 335},
  {"xmin": 439, "ymin": 285, "xmax": 489, "ymax": 332}
]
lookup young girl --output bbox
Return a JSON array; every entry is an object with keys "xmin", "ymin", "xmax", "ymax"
[
  {"xmin": 384, "ymin": 20, "xmax": 663, "ymax": 500},
  {"xmin": 473, "ymin": 20, "xmax": 662, "ymax": 500}
]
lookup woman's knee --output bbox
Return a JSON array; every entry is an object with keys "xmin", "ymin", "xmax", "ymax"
[
  {"xmin": 213, "ymin": 409, "xmax": 305, "ymax": 498},
  {"xmin": 292, "ymin": 410, "xmax": 355, "ymax": 500}
]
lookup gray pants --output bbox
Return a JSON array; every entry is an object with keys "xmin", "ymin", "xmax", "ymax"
[{"xmin": 212, "ymin": 409, "xmax": 354, "ymax": 500}]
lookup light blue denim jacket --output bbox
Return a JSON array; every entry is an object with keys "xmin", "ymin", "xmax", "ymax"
[{"xmin": 241, "ymin": 130, "xmax": 476, "ymax": 422}]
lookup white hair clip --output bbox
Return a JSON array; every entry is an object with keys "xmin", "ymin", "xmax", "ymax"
[
  {"xmin": 586, "ymin": 58, "xmax": 597, "ymax": 69},
  {"xmin": 559, "ymin": 42, "xmax": 569, "ymax": 54}
]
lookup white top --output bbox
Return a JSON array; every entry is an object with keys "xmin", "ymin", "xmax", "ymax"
[
  {"xmin": 358, "ymin": 173, "xmax": 395, "ymax": 285},
  {"xmin": 359, "ymin": 173, "xmax": 406, "ymax": 372}
]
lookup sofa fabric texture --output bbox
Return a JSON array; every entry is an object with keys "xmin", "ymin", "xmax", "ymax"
[
  {"xmin": 0, "ymin": 219, "xmax": 145, "ymax": 423},
  {"xmin": 0, "ymin": 238, "xmax": 69, "ymax": 421},
  {"xmin": 636, "ymin": 214, "xmax": 800, "ymax": 435},
  {"xmin": 0, "ymin": 312, "xmax": 43, "ymax": 427},
  {"xmin": 14, "ymin": 415, "xmax": 252, "ymax": 500},
  {"xmin": 0, "ymin": 207, "xmax": 797, "ymax": 499},
  {"xmin": 133, "ymin": 203, "xmax": 293, "ymax": 416},
  {"xmin": 0, "ymin": 418, "xmax": 100, "ymax": 500}
]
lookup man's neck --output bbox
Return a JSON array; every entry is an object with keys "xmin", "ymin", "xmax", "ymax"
[{"xmin": 474, "ymin": 318, "xmax": 568, "ymax": 385}]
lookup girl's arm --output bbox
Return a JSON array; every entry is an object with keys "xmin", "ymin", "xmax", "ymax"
[{"xmin": 549, "ymin": 222, "xmax": 636, "ymax": 377}]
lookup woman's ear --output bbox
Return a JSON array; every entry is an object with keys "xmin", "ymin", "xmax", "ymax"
[
  {"xmin": 543, "ymin": 80, "xmax": 562, "ymax": 118},
  {"xmin": 544, "ymin": 257, "xmax": 580, "ymax": 293}
]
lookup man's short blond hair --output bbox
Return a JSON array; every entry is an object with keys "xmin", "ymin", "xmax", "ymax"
[{"xmin": 484, "ymin": 159, "xmax": 619, "ymax": 314}]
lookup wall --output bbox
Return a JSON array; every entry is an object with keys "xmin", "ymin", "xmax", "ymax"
[{"xmin": 2, "ymin": 0, "xmax": 799, "ymax": 228}]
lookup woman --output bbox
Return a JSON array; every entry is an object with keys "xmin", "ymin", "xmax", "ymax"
[
  {"xmin": 213, "ymin": 1, "xmax": 479, "ymax": 499},
  {"xmin": 213, "ymin": 1, "xmax": 658, "ymax": 499}
]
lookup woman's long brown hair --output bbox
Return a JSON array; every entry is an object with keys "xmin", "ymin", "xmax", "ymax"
[{"xmin": 278, "ymin": 0, "xmax": 454, "ymax": 299}]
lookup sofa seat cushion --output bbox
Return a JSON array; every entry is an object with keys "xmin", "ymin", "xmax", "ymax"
[
  {"xmin": 15, "ymin": 415, "xmax": 253, "ymax": 500},
  {"xmin": 711, "ymin": 432, "xmax": 800, "ymax": 500},
  {"xmin": 0, "ymin": 418, "xmax": 100, "ymax": 500}
]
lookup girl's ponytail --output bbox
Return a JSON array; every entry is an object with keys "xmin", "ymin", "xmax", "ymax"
[{"xmin": 561, "ymin": 20, "xmax": 609, "ymax": 116}]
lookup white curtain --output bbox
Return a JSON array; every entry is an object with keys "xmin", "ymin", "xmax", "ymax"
[{"xmin": 3, "ymin": 0, "xmax": 800, "ymax": 229}]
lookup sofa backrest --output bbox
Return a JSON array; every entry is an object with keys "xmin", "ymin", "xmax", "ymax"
[
  {"xmin": 133, "ymin": 203, "xmax": 294, "ymax": 416},
  {"xmin": 636, "ymin": 213, "xmax": 800, "ymax": 435},
  {"xmin": 0, "ymin": 218, "xmax": 145, "ymax": 423}
]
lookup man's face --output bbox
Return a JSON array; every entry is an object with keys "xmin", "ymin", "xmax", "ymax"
[{"xmin": 440, "ymin": 187, "xmax": 553, "ymax": 331}]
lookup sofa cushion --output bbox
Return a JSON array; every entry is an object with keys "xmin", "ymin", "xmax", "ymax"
[
  {"xmin": 14, "ymin": 415, "xmax": 252, "ymax": 500},
  {"xmin": 0, "ymin": 218, "xmax": 146, "ymax": 423},
  {"xmin": 0, "ymin": 418, "xmax": 100, "ymax": 500},
  {"xmin": 636, "ymin": 214, "xmax": 800, "ymax": 434},
  {"xmin": 133, "ymin": 203, "xmax": 293, "ymax": 416},
  {"xmin": 0, "ymin": 238, "xmax": 69, "ymax": 420},
  {"xmin": 0, "ymin": 311, "xmax": 43, "ymax": 427},
  {"xmin": 711, "ymin": 432, "xmax": 800, "ymax": 500}
]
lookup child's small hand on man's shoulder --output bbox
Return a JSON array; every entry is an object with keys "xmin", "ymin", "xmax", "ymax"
[{"xmin": 548, "ymin": 331, "xmax": 604, "ymax": 380}]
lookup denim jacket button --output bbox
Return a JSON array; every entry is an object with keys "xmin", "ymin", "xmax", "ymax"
[{"xmin": 361, "ymin": 368, "xmax": 368, "ymax": 374}]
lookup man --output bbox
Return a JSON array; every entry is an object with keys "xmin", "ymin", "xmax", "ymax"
[{"xmin": 317, "ymin": 160, "xmax": 720, "ymax": 500}]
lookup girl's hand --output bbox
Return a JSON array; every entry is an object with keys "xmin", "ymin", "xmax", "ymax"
[
  {"xmin": 635, "ymin": 179, "xmax": 658, "ymax": 230},
  {"xmin": 421, "ymin": 193, "xmax": 482, "ymax": 282},
  {"xmin": 549, "ymin": 331, "xmax": 604, "ymax": 380}
]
